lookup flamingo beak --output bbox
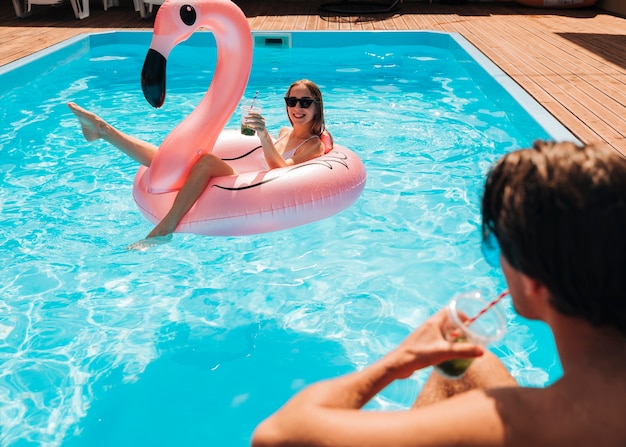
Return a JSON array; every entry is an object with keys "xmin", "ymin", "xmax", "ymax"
[{"xmin": 141, "ymin": 48, "xmax": 167, "ymax": 108}]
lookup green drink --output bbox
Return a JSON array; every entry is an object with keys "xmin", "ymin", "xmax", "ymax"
[
  {"xmin": 240, "ymin": 124, "xmax": 255, "ymax": 136},
  {"xmin": 435, "ymin": 335, "xmax": 473, "ymax": 378},
  {"xmin": 240, "ymin": 101, "xmax": 261, "ymax": 136},
  {"xmin": 434, "ymin": 292, "xmax": 507, "ymax": 380},
  {"xmin": 436, "ymin": 358, "xmax": 474, "ymax": 378}
]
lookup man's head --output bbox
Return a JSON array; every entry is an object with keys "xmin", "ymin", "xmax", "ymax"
[{"xmin": 482, "ymin": 141, "xmax": 626, "ymax": 333}]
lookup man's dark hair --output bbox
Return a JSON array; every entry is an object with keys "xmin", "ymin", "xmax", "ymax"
[{"xmin": 482, "ymin": 141, "xmax": 626, "ymax": 333}]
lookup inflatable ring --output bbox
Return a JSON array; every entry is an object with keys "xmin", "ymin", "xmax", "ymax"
[{"xmin": 134, "ymin": 130, "xmax": 366, "ymax": 236}]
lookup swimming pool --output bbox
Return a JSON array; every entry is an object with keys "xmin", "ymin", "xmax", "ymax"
[{"xmin": 0, "ymin": 30, "xmax": 570, "ymax": 446}]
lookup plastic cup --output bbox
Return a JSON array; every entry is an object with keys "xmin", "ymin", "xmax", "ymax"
[
  {"xmin": 240, "ymin": 101, "xmax": 261, "ymax": 136},
  {"xmin": 434, "ymin": 291, "xmax": 506, "ymax": 379}
]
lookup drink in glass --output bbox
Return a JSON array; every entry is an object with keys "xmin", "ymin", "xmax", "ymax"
[
  {"xmin": 435, "ymin": 291, "xmax": 506, "ymax": 379},
  {"xmin": 240, "ymin": 101, "xmax": 261, "ymax": 136}
]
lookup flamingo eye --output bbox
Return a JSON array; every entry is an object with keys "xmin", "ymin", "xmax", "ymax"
[{"xmin": 180, "ymin": 5, "xmax": 197, "ymax": 26}]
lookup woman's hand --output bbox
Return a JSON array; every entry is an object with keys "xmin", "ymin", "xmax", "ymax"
[{"xmin": 243, "ymin": 112, "xmax": 267, "ymax": 135}]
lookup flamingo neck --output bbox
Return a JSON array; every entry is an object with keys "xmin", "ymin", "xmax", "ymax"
[{"xmin": 165, "ymin": 7, "xmax": 252, "ymax": 152}]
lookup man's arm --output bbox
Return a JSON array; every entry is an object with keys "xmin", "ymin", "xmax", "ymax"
[{"xmin": 251, "ymin": 311, "xmax": 512, "ymax": 447}]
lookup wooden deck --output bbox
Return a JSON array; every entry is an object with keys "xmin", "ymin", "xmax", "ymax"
[{"xmin": 1, "ymin": 0, "xmax": 625, "ymax": 155}]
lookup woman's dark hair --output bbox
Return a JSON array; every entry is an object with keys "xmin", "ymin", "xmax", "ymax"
[
  {"xmin": 482, "ymin": 141, "xmax": 626, "ymax": 333},
  {"xmin": 285, "ymin": 79, "xmax": 325, "ymax": 137}
]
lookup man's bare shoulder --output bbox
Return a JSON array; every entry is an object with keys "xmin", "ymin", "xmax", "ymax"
[{"xmin": 480, "ymin": 378, "xmax": 626, "ymax": 447}]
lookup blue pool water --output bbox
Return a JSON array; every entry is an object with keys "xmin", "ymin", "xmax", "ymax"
[{"xmin": 0, "ymin": 30, "xmax": 571, "ymax": 446}]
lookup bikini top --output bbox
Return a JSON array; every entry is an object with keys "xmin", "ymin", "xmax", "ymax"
[
  {"xmin": 275, "ymin": 133, "xmax": 320, "ymax": 160},
  {"xmin": 275, "ymin": 130, "xmax": 333, "ymax": 160}
]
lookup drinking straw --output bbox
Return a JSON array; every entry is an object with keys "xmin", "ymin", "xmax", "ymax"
[
  {"xmin": 249, "ymin": 91, "xmax": 259, "ymax": 110},
  {"xmin": 465, "ymin": 289, "xmax": 509, "ymax": 327},
  {"xmin": 449, "ymin": 290, "xmax": 509, "ymax": 339}
]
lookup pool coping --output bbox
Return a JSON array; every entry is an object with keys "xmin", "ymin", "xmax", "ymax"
[{"xmin": 0, "ymin": 29, "xmax": 580, "ymax": 145}]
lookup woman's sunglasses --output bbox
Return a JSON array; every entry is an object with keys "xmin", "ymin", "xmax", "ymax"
[{"xmin": 284, "ymin": 97, "xmax": 316, "ymax": 108}]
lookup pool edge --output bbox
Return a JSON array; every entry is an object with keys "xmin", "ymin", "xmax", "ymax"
[{"xmin": 0, "ymin": 29, "xmax": 580, "ymax": 145}]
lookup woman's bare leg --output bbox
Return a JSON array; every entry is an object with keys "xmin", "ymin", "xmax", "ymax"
[
  {"xmin": 413, "ymin": 350, "xmax": 517, "ymax": 408},
  {"xmin": 67, "ymin": 102, "xmax": 158, "ymax": 167},
  {"xmin": 146, "ymin": 154, "xmax": 236, "ymax": 238}
]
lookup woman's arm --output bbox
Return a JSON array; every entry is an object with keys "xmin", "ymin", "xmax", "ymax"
[
  {"xmin": 258, "ymin": 127, "xmax": 288, "ymax": 169},
  {"xmin": 243, "ymin": 113, "xmax": 288, "ymax": 169},
  {"xmin": 244, "ymin": 113, "xmax": 324, "ymax": 168}
]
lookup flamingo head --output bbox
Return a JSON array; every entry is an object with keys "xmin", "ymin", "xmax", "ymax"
[
  {"xmin": 141, "ymin": 0, "xmax": 252, "ymax": 110},
  {"xmin": 141, "ymin": 0, "xmax": 207, "ymax": 108}
]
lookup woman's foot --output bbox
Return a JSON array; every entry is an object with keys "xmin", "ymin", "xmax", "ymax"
[
  {"xmin": 126, "ymin": 234, "xmax": 173, "ymax": 251},
  {"xmin": 126, "ymin": 218, "xmax": 176, "ymax": 250},
  {"xmin": 146, "ymin": 220, "xmax": 177, "ymax": 239},
  {"xmin": 67, "ymin": 102, "xmax": 108, "ymax": 142}
]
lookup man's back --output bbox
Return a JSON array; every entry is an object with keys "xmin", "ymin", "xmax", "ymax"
[{"xmin": 490, "ymin": 361, "xmax": 626, "ymax": 446}]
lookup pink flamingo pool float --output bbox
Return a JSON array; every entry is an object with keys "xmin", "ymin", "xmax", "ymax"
[{"xmin": 132, "ymin": 0, "xmax": 367, "ymax": 236}]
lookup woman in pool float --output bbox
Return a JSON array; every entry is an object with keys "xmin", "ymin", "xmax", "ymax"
[{"xmin": 68, "ymin": 79, "xmax": 329, "ymax": 242}]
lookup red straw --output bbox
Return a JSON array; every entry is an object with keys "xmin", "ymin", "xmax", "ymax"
[
  {"xmin": 448, "ymin": 290, "xmax": 509, "ymax": 339},
  {"xmin": 465, "ymin": 289, "xmax": 509, "ymax": 327},
  {"xmin": 249, "ymin": 91, "xmax": 259, "ymax": 110}
]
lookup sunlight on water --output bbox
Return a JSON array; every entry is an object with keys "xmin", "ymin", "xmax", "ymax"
[{"xmin": 0, "ymin": 31, "xmax": 561, "ymax": 446}]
